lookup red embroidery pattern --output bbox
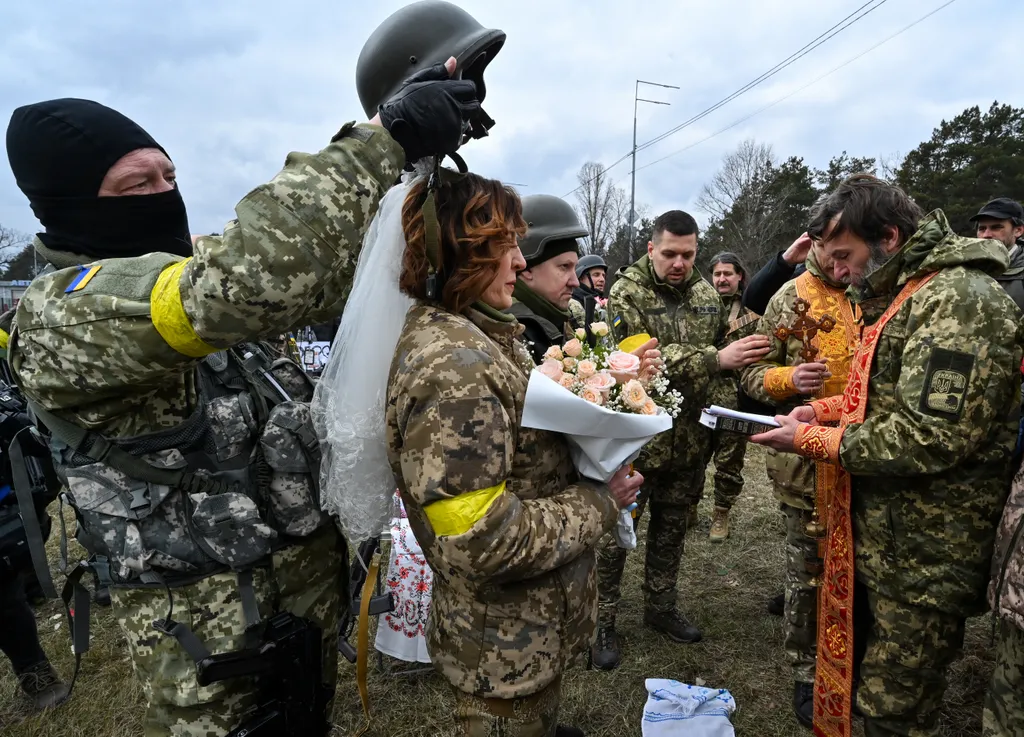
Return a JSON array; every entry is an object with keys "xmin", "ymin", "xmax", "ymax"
[
  {"xmin": 383, "ymin": 508, "xmax": 433, "ymax": 640},
  {"xmin": 795, "ymin": 424, "xmax": 842, "ymax": 463},
  {"xmin": 812, "ymin": 394, "xmax": 847, "ymax": 424}
]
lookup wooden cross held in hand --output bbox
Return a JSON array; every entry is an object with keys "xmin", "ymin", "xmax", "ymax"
[{"xmin": 774, "ymin": 297, "xmax": 837, "ymax": 363}]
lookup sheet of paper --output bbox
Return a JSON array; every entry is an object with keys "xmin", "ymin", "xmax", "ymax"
[{"xmin": 704, "ymin": 404, "xmax": 781, "ymax": 427}]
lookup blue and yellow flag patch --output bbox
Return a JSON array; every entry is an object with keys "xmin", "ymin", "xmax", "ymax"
[{"xmin": 65, "ymin": 264, "xmax": 102, "ymax": 294}]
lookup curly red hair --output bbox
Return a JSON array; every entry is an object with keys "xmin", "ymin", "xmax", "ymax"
[{"xmin": 400, "ymin": 172, "xmax": 526, "ymax": 315}]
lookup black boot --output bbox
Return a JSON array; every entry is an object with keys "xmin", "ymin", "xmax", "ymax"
[
  {"xmin": 767, "ymin": 592, "xmax": 785, "ymax": 616},
  {"xmin": 793, "ymin": 682, "xmax": 813, "ymax": 729},
  {"xmin": 555, "ymin": 726, "xmax": 585, "ymax": 737},
  {"xmin": 643, "ymin": 610, "xmax": 702, "ymax": 643},
  {"xmin": 591, "ymin": 624, "xmax": 621, "ymax": 671},
  {"xmin": 17, "ymin": 661, "xmax": 70, "ymax": 711}
]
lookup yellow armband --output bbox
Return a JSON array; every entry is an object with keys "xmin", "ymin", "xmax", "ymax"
[
  {"xmin": 424, "ymin": 482, "xmax": 506, "ymax": 537},
  {"xmin": 151, "ymin": 259, "xmax": 217, "ymax": 358}
]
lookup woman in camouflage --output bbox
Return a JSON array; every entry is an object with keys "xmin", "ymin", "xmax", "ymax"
[{"xmin": 385, "ymin": 171, "xmax": 641, "ymax": 737}]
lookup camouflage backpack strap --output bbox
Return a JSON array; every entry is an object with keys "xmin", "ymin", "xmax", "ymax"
[
  {"xmin": 7, "ymin": 427, "xmax": 59, "ymax": 599},
  {"xmin": 27, "ymin": 399, "xmax": 236, "ymax": 496}
]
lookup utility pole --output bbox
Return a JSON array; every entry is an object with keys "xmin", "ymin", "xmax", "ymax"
[{"xmin": 631, "ymin": 79, "xmax": 678, "ymax": 260}]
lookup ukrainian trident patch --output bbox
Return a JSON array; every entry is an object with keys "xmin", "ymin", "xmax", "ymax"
[{"xmin": 920, "ymin": 347, "xmax": 974, "ymax": 419}]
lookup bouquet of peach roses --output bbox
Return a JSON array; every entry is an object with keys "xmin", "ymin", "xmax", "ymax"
[
  {"xmin": 535, "ymin": 322, "xmax": 683, "ymax": 419},
  {"xmin": 521, "ymin": 323, "xmax": 680, "ymax": 549}
]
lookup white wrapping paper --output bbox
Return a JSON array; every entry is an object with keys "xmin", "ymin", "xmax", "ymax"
[
  {"xmin": 521, "ymin": 371, "xmax": 672, "ymax": 482},
  {"xmin": 521, "ymin": 371, "xmax": 673, "ymax": 549}
]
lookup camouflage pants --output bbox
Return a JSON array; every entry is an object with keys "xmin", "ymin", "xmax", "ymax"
[
  {"xmin": 693, "ymin": 378, "xmax": 746, "ymax": 509},
  {"xmin": 853, "ymin": 583, "xmax": 965, "ymax": 737},
  {"xmin": 782, "ymin": 504, "xmax": 818, "ymax": 685},
  {"xmin": 452, "ymin": 675, "xmax": 561, "ymax": 736},
  {"xmin": 110, "ymin": 526, "xmax": 344, "ymax": 737},
  {"xmin": 596, "ymin": 464, "xmax": 704, "ymax": 627},
  {"xmin": 701, "ymin": 430, "xmax": 747, "ymax": 510},
  {"xmin": 983, "ymin": 618, "xmax": 1024, "ymax": 737}
]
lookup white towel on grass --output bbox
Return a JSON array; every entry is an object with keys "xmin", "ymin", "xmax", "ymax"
[{"xmin": 641, "ymin": 679, "xmax": 736, "ymax": 736}]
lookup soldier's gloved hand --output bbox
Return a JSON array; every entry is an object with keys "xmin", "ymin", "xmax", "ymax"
[{"xmin": 378, "ymin": 58, "xmax": 482, "ymax": 163}]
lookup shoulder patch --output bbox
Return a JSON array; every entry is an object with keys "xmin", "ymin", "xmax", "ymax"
[
  {"xmin": 919, "ymin": 347, "xmax": 974, "ymax": 419},
  {"xmin": 64, "ymin": 264, "xmax": 102, "ymax": 293},
  {"xmin": 692, "ymin": 305, "xmax": 719, "ymax": 315}
]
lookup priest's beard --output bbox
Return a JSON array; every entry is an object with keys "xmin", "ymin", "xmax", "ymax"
[{"xmin": 842, "ymin": 240, "xmax": 894, "ymax": 287}]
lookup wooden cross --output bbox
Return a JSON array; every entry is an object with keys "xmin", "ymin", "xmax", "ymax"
[{"xmin": 773, "ymin": 297, "xmax": 837, "ymax": 363}]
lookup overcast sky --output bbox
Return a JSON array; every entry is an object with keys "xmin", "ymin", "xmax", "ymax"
[{"xmin": 0, "ymin": 0, "xmax": 1020, "ymax": 242}]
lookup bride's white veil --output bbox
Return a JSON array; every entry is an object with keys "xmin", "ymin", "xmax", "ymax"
[{"xmin": 311, "ymin": 169, "xmax": 426, "ymax": 543}]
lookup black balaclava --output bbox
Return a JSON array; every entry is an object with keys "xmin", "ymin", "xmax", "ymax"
[{"xmin": 6, "ymin": 98, "xmax": 192, "ymax": 260}]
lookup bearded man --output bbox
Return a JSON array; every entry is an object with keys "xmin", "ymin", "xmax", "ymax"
[{"xmin": 752, "ymin": 174, "xmax": 1021, "ymax": 737}]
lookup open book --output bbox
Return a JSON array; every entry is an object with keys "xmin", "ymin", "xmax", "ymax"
[{"xmin": 699, "ymin": 405, "xmax": 781, "ymax": 435}]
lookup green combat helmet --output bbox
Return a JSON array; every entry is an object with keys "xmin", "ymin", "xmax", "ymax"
[
  {"xmin": 519, "ymin": 195, "xmax": 589, "ymax": 267},
  {"xmin": 356, "ymin": 1, "xmax": 505, "ymax": 120},
  {"xmin": 575, "ymin": 253, "xmax": 607, "ymax": 281}
]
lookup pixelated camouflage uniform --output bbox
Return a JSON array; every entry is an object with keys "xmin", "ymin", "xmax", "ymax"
[
  {"xmin": 801, "ymin": 211, "xmax": 1022, "ymax": 736},
  {"xmin": 984, "ymin": 454, "xmax": 1024, "ymax": 736},
  {"xmin": 740, "ymin": 252, "xmax": 856, "ymax": 687},
  {"xmin": 9, "ymin": 122, "xmax": 404, "ymax": 737},
  {"xmin": 385, "ymin": 302, "xmax": 619, "ymax": 732},
  {"xmin": 597, "ymin": 256, "xmax": 726, "ymax": 625},
  {"xmin": 696, "ymin": 290, "xmax": 760, "ymax": 511},
  {"xmin": 568, "ymin": 297, "xmax": 586, "ymax": 326},
  {"xmin": 508, "ymin": 281, "xmax": 576, "ymax": 364}
]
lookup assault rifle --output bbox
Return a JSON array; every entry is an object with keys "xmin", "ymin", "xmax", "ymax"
[
  {"xmin": 197, "ymin": 611, "xmax": 332, "ymax": 736},
  {"xmin": 338, "ymin": 537, "xmax": 394, "ymax": 663}
]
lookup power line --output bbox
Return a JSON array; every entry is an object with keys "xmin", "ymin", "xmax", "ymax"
[
  {"xmin": 636, "ymin": 0, "xmax": 888, "ymax": 154},
  {"xmin": 625, "ymin": 0, "xmax": 960, "ymax": 179},
  {"xmin": 562, "ymin": 0, "xmax": 888, "ymax": 199}
]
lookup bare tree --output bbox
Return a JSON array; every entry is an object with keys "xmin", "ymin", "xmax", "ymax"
[
  {"xmin": 697, "ymin": 139, "xmax": 795, "ymax": 269},
  {"xmin": 878, "ymin": 150, "xmax": 904, "ymax": 182},
  {"xmin": 0, "ymin": 225, "xmax": 30, "ymax": 277},
  {"xmin": 573, "ymin": 162, "xmax": 628, "ymax": 256}
]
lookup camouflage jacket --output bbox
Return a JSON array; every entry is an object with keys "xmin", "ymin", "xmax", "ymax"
[
  {"xmin": 741, "ymin": 255, "xmax": 857, "ymax": 508},
  {"xmin": 608, "ymin": 256, "xmax": 725, "ymax": 467},
  {"xmin": 994, "ymin": 243, "xmax": 1024, "ymax": 313},
  {"xmin": 386, "ymin": 303, "xmax": 618, "ymax": 699},
  {"xmin": 990, "ymin": 458, "xmax": 1024, "ymax": 629},
  {"xmin": 10, "ymin": 123, "xmax": 401, "ymax": 437},
  {"xmin": 720, "ymin": 291, "xmax": 759, "ymax": 342},
  {"xmin": 710, "ymin": 291, "xmax": 760, "ymax": 411},
  {"xmin": 807, "ymin": 211, "xmax": 1022, "ymax": 616},
  {"xmin": 7, "ymin": 124, "xmax": 403, "ymax": 581}
]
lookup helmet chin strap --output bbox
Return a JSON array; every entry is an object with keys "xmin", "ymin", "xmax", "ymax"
[{"xmin": 421, "ymin": 155, "xmax": 469, "ymax": 300}]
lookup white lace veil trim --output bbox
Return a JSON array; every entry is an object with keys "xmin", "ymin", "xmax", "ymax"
[{"xmin": 312, "ymin": 167, "xmax": 428, "ymax": 543}]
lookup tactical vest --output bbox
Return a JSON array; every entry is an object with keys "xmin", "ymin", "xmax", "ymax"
[{"xmin": 33, "ymin": 342, "xmax": 329, "ymax": 587}]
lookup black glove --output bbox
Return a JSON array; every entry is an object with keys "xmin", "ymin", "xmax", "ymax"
[{"xmin": 378, "ymin": 63, "xmax": 483, "ymax": 162}]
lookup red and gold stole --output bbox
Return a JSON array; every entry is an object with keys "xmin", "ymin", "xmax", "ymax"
[
  {"xmin": 798, "ymin": 273, "xmax": 936, "ymax": 737},
  {"xmin": 762, "ymin": 271, "xmax": 859, "ymax": 402}
]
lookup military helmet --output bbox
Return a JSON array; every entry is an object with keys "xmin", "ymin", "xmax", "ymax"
[
  {"xmin": 518, "ymin": 194, "xmax": 589, "ymax": 265},
  {"xmin": 575, "ymin": 253, "xmax": 607, "ymax": 280},
  {"xmin": 356, "ymin": 1, "xmax": 506, "ymax": 119}
]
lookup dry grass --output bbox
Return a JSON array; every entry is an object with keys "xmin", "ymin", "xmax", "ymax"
[{"xmin": 0, "ymin": 444, "xmax": 993, "ymax": 736}]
